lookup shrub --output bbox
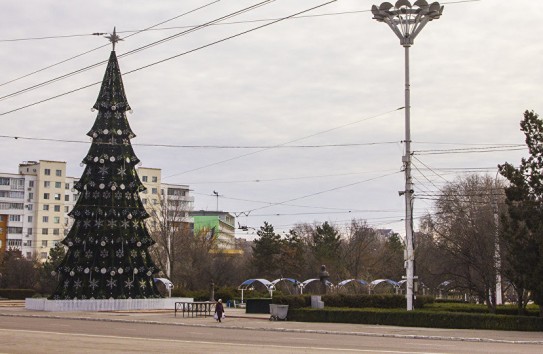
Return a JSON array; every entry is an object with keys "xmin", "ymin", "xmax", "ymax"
[
  {"xmin": 424, "ymin": 302, "xmax": 540, "ymax": 317},
  {"xmin": 273, "ymin": 294, "xmax": 434, "ymax": 309},
  {"xmin": 272, "ymin": 295, "xmax": 312, "ymax": 308},
  {"xmin": 288, "ymin": 307, "xmax": 543, "ymax": 331}
]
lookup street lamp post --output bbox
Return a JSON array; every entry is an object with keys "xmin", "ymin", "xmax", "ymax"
[{"xmin": 371, "ymin": 0, "xmax": 443, "ymax": 311}]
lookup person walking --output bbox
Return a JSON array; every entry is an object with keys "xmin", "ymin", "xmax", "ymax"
[{"xmin": 214, "ymin": 299, "xmax": 225, "ymax": 323}]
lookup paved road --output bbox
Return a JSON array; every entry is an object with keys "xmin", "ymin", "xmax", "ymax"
[
  {"xmin": 1, "ymin": 315, "xmax": 542, "ymax": 354},
  {"xmin": 0, "ymin": 304, "xmax": 542, "ymax": 353}
]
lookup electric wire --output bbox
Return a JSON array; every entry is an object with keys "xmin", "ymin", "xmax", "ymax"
[
  {"xmin": 0, "ymin": 134, "xmax": 398, "ymax": 149},
  {"xmin": 0, "ymin": 0, "xmax": 481, "ymax": 43},
  {"xmin": 163, "ymin": 106, "xmax": 402, "ymax": 179},
  {"xmin": 0, "ymin": 0, "xmax": 221, "ymax": 88},
  {"xmin": 0, "ymin": 0, "xmax": 336, "ymax": 117},
  {"xmin": 241, "ymin": 171, "xmax": 400, "ymax": 214},
  {"xmin": 0, "ymin": 0, "xmax": 276, "ymax": 102}
]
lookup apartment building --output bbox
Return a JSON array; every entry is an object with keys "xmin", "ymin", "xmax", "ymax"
[
  {"xmin": 0, "ymin": 160, "xmax": 78, "ymax": 260},
  {"xmin": 0, "ymin": 161, "xmax": 241, "ymax": 260},
  {"xmin": 191, "ymin": 210, "xmax": 241, "ymax": 254}
]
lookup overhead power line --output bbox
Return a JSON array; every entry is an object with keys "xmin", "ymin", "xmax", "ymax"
[
  {"xmin": 0, "ymin": 134, "xmax": 397, "ymax": 149},
  {"xmin": 0, "ymin": 0, "xmax": 336, "ymax": 117},
  {"xmin": 415, "ymin": 145, "xmax": 525, "ymax": 155},
  {"xmin": 0, "ymin": 0, "xmax": 221, "ymax": 88},
  {"xmin": 0, "ymin": 1, "xmax": 481, "ymax": 43},
  {"xmin": 0, "ymin": 0, "xmax": 275, "ymax": 102},
  {"xmin": 163, "ymin": 106, "xmax": 402, "ymax": 179}
]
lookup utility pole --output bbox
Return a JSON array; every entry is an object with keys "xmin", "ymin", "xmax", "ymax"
[
  {"xmin": 213, "ymin": 190, "xmax": 219, "ymax": 211},
  {"xmin": 372, "ymin": 0, "xmax": 444, "ymax": 310}
]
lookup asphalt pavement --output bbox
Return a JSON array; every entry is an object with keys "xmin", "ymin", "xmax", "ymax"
[{"xmin": 0, "ymin": 300, "xmax": 542, "ymax": 346}]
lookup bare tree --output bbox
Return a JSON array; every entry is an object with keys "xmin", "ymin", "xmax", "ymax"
[
  {"xmin": 423, "ymin": 174, "xmax": 504, "ymax": 311},
  {"xmin": 145, "ymin": 190, "xmax": 193, "ymax": 284}
]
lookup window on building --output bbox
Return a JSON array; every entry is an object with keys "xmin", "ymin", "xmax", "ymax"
[
  {"xmin": 55, "ymin": 181, "xmax": 62, "ymax": 188},
  {"xmin": 9, "ymin": 215, "xmax": 21, "ymax": 222},
  {"xmin": 40, "ymin": 252, "xmax": 48, "ymax": 259},
  {"xmin": 6, "ymin": 191, "xmax": 24, "ymax": 198},
  {"xmin": 42, "ymin": 216, "xmax": 49, "ymax": 223},
  {"xmin": 13, "ymin": 179, "xmax": 24, "ymax": 190},
  {"xmin": 54, "ymin": 205, "xmax": 61, "ymax": 212},
  {"xmin": 42, "ymin": 228, "xmax": 48, "ymax": 235},
  {"xmin": 43, "ymin": 204, "xmax": 49, "ymax": 211},
  {"xmin": 167, "ymin": 188, "xmax": 186, "ymax": 197},
  {"xmin": 27, "ymin": 204, "xmax": 32, "ymax": 211},
  {"xmin": 0, "ymin": 177, "xmax": 10, "ymax": 185},
  {"xmin": 142, "ymin": 176, "xmax": 148, "ymax": 182},
  {"xmin": 153, "ymin": 199, "xmax": 158, "ymax": 205},
  {"xmin": 64, "ymin": 206, "xmax": 69, "ymax": 213},
  {"xmin": 53, "ymin": 217, "xmax": 60, "ymax": 224},
  {"xmin": 42, "ymin": 240, "xmax": 48, "ymax": 247},
  {"xmin": 44, "ymin": 193, "xmax": 50, "ymax": 200},
  {"xmin": 152, "ymin": 188, "xmax": 158, "ymax": 195},
  {"xmin": 54, "ymin": 194, "xmax": 61, "ymax": 201},
  {"xmin": 65, "ymin": 183, "xmax": 70, "ymax": 190},
  {"xmin": 27, "ymin": 228, "xmax": 32, "ymax": 235},
  {"xmin": 7, "ymin": 227, "xmax": 23, "ymax": 234},
  {"xmin": 29, "ymin": 181, "xmax": 34, "ymax": 187},
  {"xmin": 44, "ymin": 181, "xmax": 51, "ymax": 188},
  {"xmin": 44, "ymin": 169, "xmax": 51, "ymax": 176},
  {"xmin": 65, "ymin": 195, "xmax": 69, "ymax": 201},
  {"xmin": 7, "ymin": 239, "xmax": 22, "ymax": 247},
  {"xmin": 152, "ymin": 176, "xmax": 158, "ymax": 183},
  {"xmin": 28, "ymin": 192, "xmax": 34, "ymax": 199},
  {"xmin": 28, "ymin": 216, "xmax": 33, "ymax": 222},
  {"xmin": 56, "ymin": 169, "xmax": 62, "ymax": 177},
  {"xmin": 26, "ymin": 240, "xmax": 32, "ymax": 247},
  {"xmin": 53, "ymin": 228, "xmax": 60, "ymax": 235}
]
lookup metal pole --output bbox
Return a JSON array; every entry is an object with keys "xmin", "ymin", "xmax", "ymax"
[
  {"xmin": 166, "ymin": 233, "xmax": 171, "ymax": 278},
  {"xmin": 404, "ymin": 44, "xmax": 415, "ymax": 311},
  {"xmin": 492, "ymin": 175, "xmax": 503, "ymax": 305}
]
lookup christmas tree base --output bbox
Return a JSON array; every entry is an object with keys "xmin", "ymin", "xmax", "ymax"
[{"xmin": 25, "ymin": 297, "xmax": 193, "ymax": 312}]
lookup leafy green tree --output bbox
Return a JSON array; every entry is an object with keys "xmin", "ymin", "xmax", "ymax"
[
  {"xmin": 499, "ymin": 110, "xmax": 543, "ymax": 317},
  {"xmin": 251, "ymin": 222, "xmax": 282, "ymax": 278}
]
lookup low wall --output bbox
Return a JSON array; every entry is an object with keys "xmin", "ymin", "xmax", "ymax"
[{"xmin": 25, "ymin": 297, "xmax": 193, "ymax": 312}]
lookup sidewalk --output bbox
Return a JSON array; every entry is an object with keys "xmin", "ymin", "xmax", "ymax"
[{"xmin": 1, "ymin": 302, "xmax": 542, "ymax": 345}]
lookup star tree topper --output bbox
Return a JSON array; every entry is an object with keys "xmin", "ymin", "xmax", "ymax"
[{"xmin": 105, "ymin": 27, "xmax": 123, "ymax": 51}]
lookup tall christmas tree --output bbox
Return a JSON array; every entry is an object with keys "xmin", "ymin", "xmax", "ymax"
[{"xmin": 51, "ymin": 29, "xmax": 161, "ymax": 300}]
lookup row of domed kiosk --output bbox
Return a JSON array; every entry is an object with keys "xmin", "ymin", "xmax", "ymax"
[{"xmin": 237, "ymin": 278, "xmax": 429, "ymax": 302}]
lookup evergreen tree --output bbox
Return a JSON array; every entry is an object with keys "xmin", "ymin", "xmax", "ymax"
[
  {"xmin": 499, "ymin": 110, "xmax": 543, "ymax": 316},
  {"xmin": 251, "ymin": 222, "xmax": 282, "ymax": 278},
  {"xmin": 312, "ymin": 221, "xmax": 341, "ymax": 271},
  {"xmin": 38, "ymin": 243, "xmax": 66, "ymax": 295},
  {"xmin": 51, "ymin": 43, "xmax": 160, "ymax": 299},
  {"xmin": 278, "ymin": 229, "xmax": 306, "ymax": 279}
]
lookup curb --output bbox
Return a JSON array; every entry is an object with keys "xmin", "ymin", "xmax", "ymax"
[{"xmin": 1, "ymin": 312, "xmax": 542, "ymax": 345}]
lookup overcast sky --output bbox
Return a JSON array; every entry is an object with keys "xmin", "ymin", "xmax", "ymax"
[{"xmin": 0, "ymin": 0, "xmax": 540, "ymax": 239}]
